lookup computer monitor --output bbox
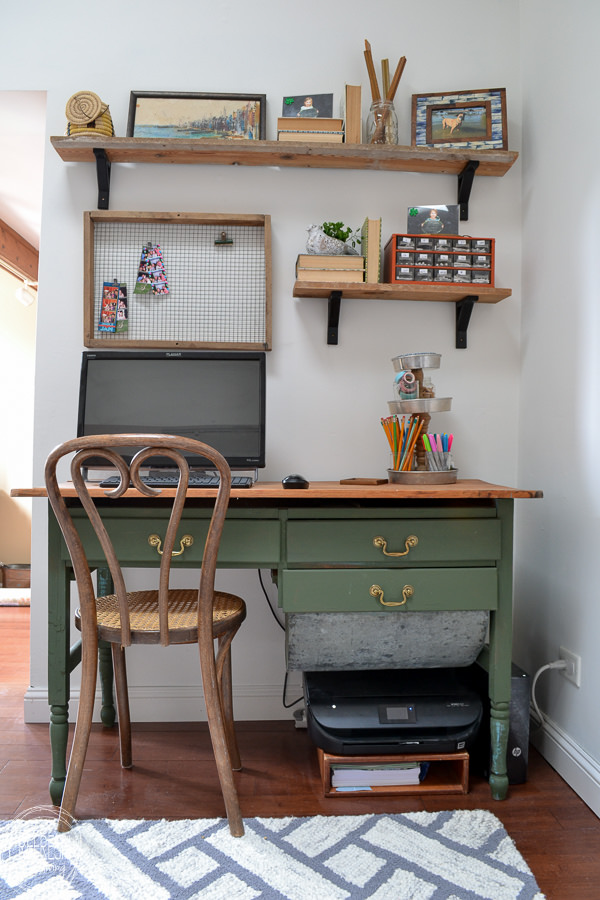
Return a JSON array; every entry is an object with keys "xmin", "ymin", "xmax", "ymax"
[{"xmin": 77, "ymin": 350, "xmax": 266, "ymax": 471}]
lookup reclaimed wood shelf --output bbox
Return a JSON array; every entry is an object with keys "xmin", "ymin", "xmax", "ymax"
[
  {"xmin": 51, "ymin": 135, "xmax": 517, "ymax": 174},
  {"xmin": 50, "ymin": 136, "xmax": 518, "ymax": 215},
  {"xmin": 293, "ymin": 281, "xmax": 512, "ymax": 347},
  {"xmin": 318, "ymin": 748, "xmax": 470, "ymax": 797}
]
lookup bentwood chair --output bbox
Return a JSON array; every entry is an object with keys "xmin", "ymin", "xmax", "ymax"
[{"xmin": 44, "ymin": 434, "xmax": 247, "ymax": 836}]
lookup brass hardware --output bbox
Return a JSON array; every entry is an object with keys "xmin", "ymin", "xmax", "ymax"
[
  {"xmin": 148, "ymin": 534, "xmax": 194, "ymax": 556},
  {"xmin": 373, "ymin": 534, "xmax": 418, "ymax": 557},
  {"xmin": 369, "ymin": 583, "xmax": 414, "ymax": 607}
]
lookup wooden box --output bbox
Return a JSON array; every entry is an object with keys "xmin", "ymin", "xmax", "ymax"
[
  {"xmin": 384, "ymin": 233, "xmax": 494, "ymax": 287},
  {"xmin": 318, "ymin": 748, "xmax": 469, "ymax": 797},
  {"xmin": 0, "ymin": 564, "xmax": 31, "ymax": 589}
]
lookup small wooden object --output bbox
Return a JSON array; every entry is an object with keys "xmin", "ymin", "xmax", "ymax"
[{"xmin": 318, "ymin": 748, "xmax": 469, "ymax": 797}]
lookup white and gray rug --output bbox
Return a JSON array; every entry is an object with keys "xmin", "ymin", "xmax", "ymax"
[{"xmin": 0, "ymin": 809, "xmax": 545, "ymax": 899}]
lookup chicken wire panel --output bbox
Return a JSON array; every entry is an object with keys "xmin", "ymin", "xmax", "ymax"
[{"xmin": 90, "ymin": 220, "xmax": 268, "ymax": 347}]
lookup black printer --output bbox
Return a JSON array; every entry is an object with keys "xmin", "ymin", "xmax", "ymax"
[{"xmin": 303, "ymin": 668, "xmax": 483, "ymax": 756}]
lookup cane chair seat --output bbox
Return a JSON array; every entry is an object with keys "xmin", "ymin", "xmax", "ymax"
[{"xmin": 79, "ymin": 589, "xmax": 246, "ymax": 645}]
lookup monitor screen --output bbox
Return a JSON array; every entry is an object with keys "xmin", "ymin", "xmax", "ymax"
[{"xmin": 77, "ymin": 350, "xmax": 266, "ymax": 470}]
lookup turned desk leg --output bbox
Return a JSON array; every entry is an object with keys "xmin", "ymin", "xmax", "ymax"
[
  {"xmin": 487, "ymin": 499, "xmax": 514, "ymax": 802},
  {"xmin": 49, "ymin": 704, "xmax": 69, "ymax": 806},
  {"xmin": 97, "ymin": 568, "xmax": 116, "ymax": 727},
  {"xmin": 489, "ymin": 700, "xmax": 510, "ymax": 800}
]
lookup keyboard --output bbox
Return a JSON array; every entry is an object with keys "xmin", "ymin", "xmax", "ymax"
[{"xmin": 99, "ymin": 472, "xmax": 253, "ymax": 489}]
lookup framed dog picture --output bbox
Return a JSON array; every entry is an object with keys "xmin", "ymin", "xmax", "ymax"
[{"xmin": 411, "ymin": 88, "xmax": 507, "ymax": 150}]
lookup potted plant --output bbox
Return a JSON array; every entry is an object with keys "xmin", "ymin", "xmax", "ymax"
[{"xmin": 306, "ymin": 221, "xmax": 361, "ymax": 255}]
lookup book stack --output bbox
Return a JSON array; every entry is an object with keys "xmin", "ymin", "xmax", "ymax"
[
  {"xmin": 330, "ymin": 761, "xmax": 427, "ymax": 788},
  {"xmin": 295, "ymin": 254, "xmax": 365, "ymax": 283},
  {"xmin": 277, "ymin": 117, "xmax": 345, "ymax": 143}
]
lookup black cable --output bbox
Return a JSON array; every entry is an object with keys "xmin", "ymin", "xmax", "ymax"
[
  {"xmin": 257, "ymin": 569, "xmax": 303, "ymax": 708},
  {"xmin": 257, "ymin": 568, "xmax": 284, "ymax": 631},
  {"xmin": 282, "ymin": 669, "xmax": 303, "ymax": 709}
]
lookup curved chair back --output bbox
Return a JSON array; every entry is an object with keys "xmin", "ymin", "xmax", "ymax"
[{"xmin": 44, "ymin": 434, "xmax": 232, "ymax": 646}]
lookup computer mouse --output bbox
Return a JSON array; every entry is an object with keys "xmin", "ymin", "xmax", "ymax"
[{"xmin": 282, "ymin": 473, "xmax": 309, "ymax": 489}]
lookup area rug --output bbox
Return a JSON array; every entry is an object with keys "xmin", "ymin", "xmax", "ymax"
[{"xmin": 0, "ymin": 810, "xmax": 545, "ymax": 899}]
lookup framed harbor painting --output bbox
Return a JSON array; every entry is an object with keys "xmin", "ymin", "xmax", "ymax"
[
  {"xmin": 411, "ymin": 88, "xmax": 507, "ymax": 150},
  {"xmin": 127, "ymin": 92, "xmax": 266, "ymax": 140}
]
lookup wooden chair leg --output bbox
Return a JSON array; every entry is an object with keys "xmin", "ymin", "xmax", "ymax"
[
  {"xmin": 199, "ymin": 643, "xmax": 244, "ymax": 837},
  {"xmin": 111, "ymin": 644, "xmax": 132, "ymax": 769},
  {"xmin": 218, "ymin": 633, "xmax": 242, "ymax": 770},
  {"xmin": 57, "ymin": 640, "xmax": 98, "ymax": 832}
]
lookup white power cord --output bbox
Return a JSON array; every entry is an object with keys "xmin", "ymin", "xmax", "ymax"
[{"xmin": 530, "ymin": 659, "xmax": 567, "ymax": 730}]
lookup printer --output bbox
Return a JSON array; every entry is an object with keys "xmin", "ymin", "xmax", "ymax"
[{"xmin": 303, "ymin": 668, "xmax": 483, "ymax": 756}]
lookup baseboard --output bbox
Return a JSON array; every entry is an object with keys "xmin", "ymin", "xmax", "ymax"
[
  {"xmin": 531, "ymin": 712, "xmax": 600, "ymax": 819},
  {"xmin": 24, "ymin": 681, "xmax": 303, "ymax": 724}
]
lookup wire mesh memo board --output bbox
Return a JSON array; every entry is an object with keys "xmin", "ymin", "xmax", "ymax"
[{"xmin": 84, "ymin": 211, "xmax": 272, "ymax": 349}]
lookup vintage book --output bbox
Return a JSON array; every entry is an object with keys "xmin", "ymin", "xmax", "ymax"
[
  {"xmin": 296, "ymin": 267, "xmax": 365, "ymax": 283},
  {"xmin": 277, "ymin": 116, "xmax": 344, "ymax": 132},
  {"xmin": 296, "ymin": 254, "xmax": 364, "ymax": 272},
  {"xmin": 278, "ymin": 131, "xmax": 344, "ymax": 143},
  {"xmin": 360, "ymin": 217, "xmax": 382, "ymax": 282},
  {"xmin": 344, "ymin": 84, "xmax": 362, "ymax": 143}
]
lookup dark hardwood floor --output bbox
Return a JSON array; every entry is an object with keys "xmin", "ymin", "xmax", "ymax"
[{"xmin": 2, "ymin": 606, "xmax": 600, "ymax": 898}]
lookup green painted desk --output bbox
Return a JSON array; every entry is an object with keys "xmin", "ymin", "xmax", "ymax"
[{"xmin": 15, "ymin": 479, "xmax": 541, "ymax": 805}]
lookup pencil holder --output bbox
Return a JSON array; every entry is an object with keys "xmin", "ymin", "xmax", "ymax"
[{"xmin": 367, "ymin": 100, "xmax": 398, "ymax": 144}]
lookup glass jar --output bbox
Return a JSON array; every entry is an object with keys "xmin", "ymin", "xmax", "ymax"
[{"xmin": 366, "ymin": 100, "xmax": 398, "ymax": 144}]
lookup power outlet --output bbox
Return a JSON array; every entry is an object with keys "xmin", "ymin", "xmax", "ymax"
[{"xmin": 559, "ymin": 646, "xmax": 582, "ymax": 687}]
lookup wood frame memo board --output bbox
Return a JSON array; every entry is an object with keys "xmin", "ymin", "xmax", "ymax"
[{"xmin": 83, "ymin": 211, "xmax": 272, "ymax": 350}]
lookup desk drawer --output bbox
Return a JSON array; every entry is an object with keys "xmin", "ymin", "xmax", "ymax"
[
  {"xmin": 67, "ymin": 516, "xmax": 280, "ymax": 567},
  {"xmin": 280, "ymin": 567, "xmax": 497, "ymax": 612},
  {"xmin": 286, "ymin": 519, "xmax": 501, "ymax": 565}
]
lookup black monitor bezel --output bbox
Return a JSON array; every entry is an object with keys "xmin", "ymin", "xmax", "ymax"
[{"xmin": 77, "ymin": 349, "xmax": 266, "ymax": 470}]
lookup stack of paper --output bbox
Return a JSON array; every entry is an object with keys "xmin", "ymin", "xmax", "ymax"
[{"xmin": 331, "ymin": 762, "xmax": 425, "ymax": 787}]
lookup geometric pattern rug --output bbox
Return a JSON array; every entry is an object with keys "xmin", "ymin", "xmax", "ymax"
[{"xmin": 0, "ymin": 810, "xmax": 545, "ymax": 899}]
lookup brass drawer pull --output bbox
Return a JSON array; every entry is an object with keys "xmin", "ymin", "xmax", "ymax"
[
  {"xmin": 373, "ymin": 534, "xmax": 418, "ymax": 557},
  {"xmin": 370, "ymin": 583, "xmax": 414, "ymax": 607},
  {"xmin": 148, "ymin": 534, "xmax": 194, "ymax": 556}
]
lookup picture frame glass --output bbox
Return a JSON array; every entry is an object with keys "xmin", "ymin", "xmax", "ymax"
[
  {"xmin": 427, "ymin": 102, "xmax": 492, "ymax": 145},
  {"xmin": 128, "ymin": 93, "xmax": 265, "ymax": 140}
]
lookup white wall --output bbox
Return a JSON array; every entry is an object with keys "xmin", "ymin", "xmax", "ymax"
[
  {"xmin": 0, "ymin": 268, "xmax": 36, "ymax": 563},
  {"xmin": 3, "ymin": 3, "xmax": 526, "ymax": 721},
  {"xmin": 516, "ymin": 0, "xmax": 600, "ymax": 816}
]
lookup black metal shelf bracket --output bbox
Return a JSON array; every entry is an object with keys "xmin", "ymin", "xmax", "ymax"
[
  {"xmin": 456, "ymin": 295, "xmax": 478, "ymax": 348},
  {"xmin": 457, "ymin": 160, "xmax": 480, "ymax": 221},
  {"xmin": 93, "ymin": 148, "xmax": 111, "ymax": 209},
  {"xmin": 327, "ymin": 290, "xmax": 343, "ymax": 345}
]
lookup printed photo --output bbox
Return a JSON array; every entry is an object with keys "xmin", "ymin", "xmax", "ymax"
[{"xmin": 281, "ymin": 93, "xmax": 334, "ymax": 118}]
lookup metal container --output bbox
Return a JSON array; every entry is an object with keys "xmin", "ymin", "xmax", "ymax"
[
  {"xmin": 388, "ymin": 468, "xmax": 458, "ymax": 485},
  {"xmin": 388, "ymin": 397, "xmax": 452, "ymax": 414},
  {"xmin": 392, "ymin": 352, "xmax": 441, "ymax": 371}
]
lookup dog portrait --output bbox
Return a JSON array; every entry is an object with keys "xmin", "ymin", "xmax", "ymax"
[{"xmin": 411, "ymin": 89, "xmax": 508, "ymax": 150}]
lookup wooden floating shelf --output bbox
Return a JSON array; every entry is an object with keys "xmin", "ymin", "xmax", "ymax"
[
  {"xmin": 50, "ymin": 136, "xmax": 518, "ymax": 176},
  {"xmin": 293, "ymin": 282, "xmax": 512, "ymax": 348},
  {"xmin": 293, "ymin": 282, "xmax": 511, "ymax": 303}
]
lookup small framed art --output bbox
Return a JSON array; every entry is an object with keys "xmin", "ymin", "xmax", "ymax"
[
  {"xmin": 411, "ymin": 88, "xmax": 507, "ymax": 150},
  {"xmin": 281, "ymin": 93, "xmax": 334, "ymax": 118},
  {"xmin": 127, "ymin": 91, "xmax": 266, "ymax": 140}
]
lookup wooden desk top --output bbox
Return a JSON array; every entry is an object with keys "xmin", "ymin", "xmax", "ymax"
[{"xmin": 12, "ymin": 479, "xmax": 542, "ymax": 501}]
